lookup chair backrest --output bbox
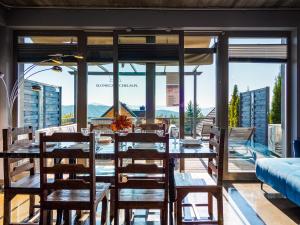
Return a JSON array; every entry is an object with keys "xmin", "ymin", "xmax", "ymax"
[
  {"xmin": 200, "ymin": 123, "xmax": 213, "ymax": 138},
  {"xmin": 228, "ymin": 127, "xmax": 254, "ymax": 143},
  {"xmin": 208, "ymin": 127, "xmax": 225, "ymax": 186},
  {"xmin": 39, "ymin": 132, "xmax": 96, "ymax": 204},
  {"xmin": 132, "ymin": 123, "xmax": 166, "ymax": 135},
  {"xmin": 114, "ymin": 132, "xmax": 169, "ymax": 203},
  {"xmin": 2, "ymin": 126, "xmax": 35, "ymax": 187}
]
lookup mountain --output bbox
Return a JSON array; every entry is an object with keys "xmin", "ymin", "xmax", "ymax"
[
  {"xmin": 62, "ymin": 104, "xmax": 110, "ymax": 118},
  {"xmin": 62, "ymin": 104, "xmax": 214, "ymax": 118}
]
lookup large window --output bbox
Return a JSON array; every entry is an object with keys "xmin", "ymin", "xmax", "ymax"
[
  {"xmin": 184, "ymin": 35, "xmax": 217, "ymax": 137},
  {"xmin": 17, "ymin": 35, "xmax": 78, "ymax": 130},
  {"xmin": 87, "ymin": 63, "xmax": 113, "ymax": 122},
  {"xmin": 155, "ymin": 65, "xmax": 180, "ymax": 128},
  {"xmin": 228, "ymin": 37, "xmax": 287, "ymax": 173},
  {"xmin": 18, "ymin": 64, "xmax": 76, "ymax": 130}
]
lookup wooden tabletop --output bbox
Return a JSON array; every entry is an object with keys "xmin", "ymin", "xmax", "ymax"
[{"xmin": 0, "ymin": 141, "xmax": 216, "ymax": 159}]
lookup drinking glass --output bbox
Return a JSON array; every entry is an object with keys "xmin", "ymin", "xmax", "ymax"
[
  {"xmin": 94, "ymin": 130, "xmax": 103, "ymax": 150},
  {"xmin": 81, "ymin": 128, "xmax": 89, "ymax": 136},
  {"xmin": 171, "ymin": 127, "xmax": 179, "ymax": 145},
  {"xmin": 135, "ymin": 128, "xmax": 142, "ymax": 133},
  {"xmin": 156, "ymin": 130, "xmax": 164, "ymax": 148}
]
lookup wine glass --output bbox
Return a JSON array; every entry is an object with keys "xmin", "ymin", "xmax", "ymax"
[
  {"xmin": 171, "ymin": 127, "xmax": 179, "ymax": 145},
  {"xmin": 94, "ymin": 130, "xmax": 102, "ymax": 151},
  {"xmin": 81, "ymin": 128, "xmax": 89, "ymax": 136},
  {"xmin": 156, "ymin": 130, "xmax": 164, "ymax": 149}
]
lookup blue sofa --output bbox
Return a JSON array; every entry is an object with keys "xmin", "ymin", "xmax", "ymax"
[{"xmin": 256, "ymin": 158, "xmax": 300, "ymax": 206}]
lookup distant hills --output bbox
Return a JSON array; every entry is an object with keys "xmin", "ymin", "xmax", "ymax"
[{"xmin": 62, "ymin": 104, "xmax": 213, "ymax": 118}]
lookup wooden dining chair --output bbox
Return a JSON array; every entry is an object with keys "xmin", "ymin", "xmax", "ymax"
[
  {"xmin": 114, "ymin": 132, "xmax": 169, "ymax": 225},
  {"xmin": 39, "ymin": 132, "xmax": 110, "ymax": 225},
  {"xmin": 132, "ymin": 123, "xmax": 166, "ymax": 135},
  {"xmin": 2, "ymin": 126, "xmax": 40, "ymax": 225},
  {"xmin": 174, "ymin": 126, "xmax": 225, "ymax": 225}
]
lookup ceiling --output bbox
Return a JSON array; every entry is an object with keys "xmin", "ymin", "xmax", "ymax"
[{"xmin": 1, "ymin": 0, "xmax": 300, "ymax": 9}]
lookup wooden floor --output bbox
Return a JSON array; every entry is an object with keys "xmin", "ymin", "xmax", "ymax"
[{"xmin": 1, "ymin": 158, "xmax": 299, "ymax": 224}]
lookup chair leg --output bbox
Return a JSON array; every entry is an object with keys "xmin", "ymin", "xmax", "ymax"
[
  {"xmin": 40, "ymin": 209, "xmax": 49, "ymax": 225},
  {"xmin": 63, "ymin": 210, "xmax": 72, "ymax": 225},
  {"xmin": 4, "ymin": 193, "xmax": 13, "ymax": 225},
  {"xmin": 160, "ymin": 208, "xmax": 168, "ymax": 225},
  {"xmin": 176, "ymin": 194, "xmax": 183, "ymax": 225},
  {"xmin": 114, "ymin": 206, "xmax": 119, "ymax": 225},
  {"xmin": 208, "ymin": 192, "xmax": 213, "ymax": 219},
  {"xmin": 101, "ymin": 196, "xmax": 108, "ymax": 225},
  {"xmin": 29, "ymin": 195, "xmax": 35, "ymax": 217},
  {"xmin": 89, "ymin": 207, "xmax": 96, "ymax": 225},
  {"xmin": 110, "ymin": 190, "xmax": 115, "ymax": 223},
  {"xmin": 125, "ymin": 209, "xmax": 131, "ymax": 225},
  {"xmin": 217, "ymin": 193, "xmax": 224, "ymax": 225},
  {"xmin": 56, "ymin": 210, "xmax": 63, "ymax": 225}
]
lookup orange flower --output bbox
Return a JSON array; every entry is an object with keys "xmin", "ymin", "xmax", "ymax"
[{"xmin": 111, "ymin": 115, "xmax": 132, "ymax": 132}]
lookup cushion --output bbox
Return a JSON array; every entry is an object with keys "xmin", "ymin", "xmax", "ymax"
[
  {"xmin": 256, "ymin": 158, "xmax": 300, "ymax": 196},
  {"xmin": 286, "ymin": 170, "xmax": 300, "ymax": 206}
]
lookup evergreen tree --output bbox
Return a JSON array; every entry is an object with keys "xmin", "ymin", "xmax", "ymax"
[
  {"xmin": 229, "ymin": 85, "xmax": 240, "ymax": 127},
  {"xmin": 185, "ymin": 100, "xmax": 204, "ymax": 135},
  {"xmin": 269, "ymin": 75, "xmax": 281, "ymax": 124}
]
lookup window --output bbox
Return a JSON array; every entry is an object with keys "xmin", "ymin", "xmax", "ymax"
[
  {"xmin": 228, "ymin": 37, "xmax": 287, "ymax": 173},
  {"xmin": 18, "ymin": 63, "xmax": 76, "ymax": 130}
]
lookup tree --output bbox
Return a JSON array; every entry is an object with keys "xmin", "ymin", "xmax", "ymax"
[
  {"xmin": 269, "ymin": 74, "xmax": 281, "ymax": 124},
  {"xmin": 229, "ymin": 85, "xmax": 240, "ymax": 127},
  {"xmin": 185, "ymin": 100, "xmax": 204, "ymax": 135}
]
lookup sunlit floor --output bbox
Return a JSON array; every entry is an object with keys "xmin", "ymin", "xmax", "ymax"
[
  {"xmin": 227, "ymin": 182, "xmax": 300, "ymax": 225},
  {"xmin": 1, "ymin": 159, "xmax": 299, "ymax": 224},
  {"xmin": 0, "ymin": 191, "xmax": 244, "ymax": 225}
]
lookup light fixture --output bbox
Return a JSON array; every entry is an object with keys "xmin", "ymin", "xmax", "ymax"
[
  {"xmin": 48, "ymin": 53, "xmax": 84, "ymax": 61},
  {"xmin": 52, "ymin": 66, "xmax": 63, "ymax": 72},
  {"xmin": 31, "ymin": 84, "xmax": 42, "ymax": 92},
  {"xmin": 50, "ymin": 56, "xmax": 64, "ymax": 65},
  {"xmin": 165, "ymin": 27, "xmax": 172, "ymax": 33},
  {"xmin": 126, "ymin": 27, "xmax": 133, "ymax": 32}
]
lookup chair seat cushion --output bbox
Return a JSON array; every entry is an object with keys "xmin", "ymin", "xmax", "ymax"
[
  {"xmin": 10, "ymin": 174, "xmax": 40, "ymax": 189},
  {"xmin": 46, "ymin": 183, "xmax": 110, "ymax": 203},
  {"xmin": 285, "ymin": 170, "xmax": 300, "ymax": 206},
  {"xmin": 175, "ymin": 172, "xmax": 216, "ymax": 188},
  {"xmin": 256, "ymin": 158, "xmax": 300, "ymax": 196},
  {"xmin": 119, "ymin": 189, "xmax": 165, "ymax": 202}
]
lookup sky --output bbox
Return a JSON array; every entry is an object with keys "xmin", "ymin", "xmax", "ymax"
[{"xmin": 24, "ymin": 38, "xmax": 285, "ymax": 113}]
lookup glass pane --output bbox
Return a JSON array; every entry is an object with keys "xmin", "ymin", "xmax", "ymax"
[
  {"xmin": 17, "ymin": 63, "xmax": 76, "ymax": 130},
  {"xmin": 119, "ymin": 63, "xmax": 146, "ymax": 124},
  {"xmin": 87, "ymin": 63, "xmax": 113, "ymax": 120},
  {"xmin": 87, "ymin": 36, "xmax": 113, "ymax": 45},
  {"xmin": 228, "ymin": 62, "xmax": 285, "ymax": 172},
  {"xmin": 119, "ymin": 35, "xmax": 178, "ymax": 44},
  {"xmin": 184, "ymin": 55, "xmax": 216, "ymax": 138},
  {"xmin": 229, "ymin": 37, "xmax": 287, "ymax": 45},
  {"xmin": 18, "ymin": 36, "xmax": 78, "ymax": 44},
  {"xmin": 184, "ymin": 36, "xmax": 216, "ymax": 48},
  {"xmin": 155, "ymin": 65, "xmax": 179, "ymax": 129}
]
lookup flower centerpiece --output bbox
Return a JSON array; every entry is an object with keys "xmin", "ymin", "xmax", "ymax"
[{"xmin": 111, "ymin": 115, "xmax": 132, "ymax": 133}]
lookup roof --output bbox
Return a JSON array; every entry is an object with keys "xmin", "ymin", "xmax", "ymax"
[
  {"xmin": 101, "ymin": 102, "xmax": 136, "ymax": 117},
  {"xmin": 1, "ymin": 0, "xmax": 300, "ymax": 9}
]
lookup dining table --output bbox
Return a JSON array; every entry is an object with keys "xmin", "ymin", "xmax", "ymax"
[{"xmin": 0, "ymin": 139, "xmax": 217, "ymax": 225}]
